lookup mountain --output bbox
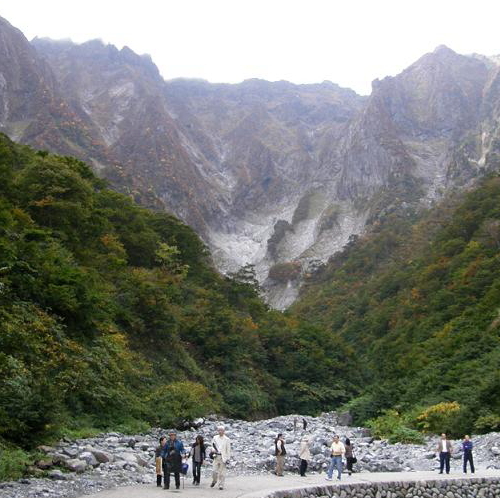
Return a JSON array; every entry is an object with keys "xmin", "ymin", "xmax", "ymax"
[
  {"xmin": 0, "ymin": 132, "xmax": 360, "ymax": 451},
  {"xmin": 290, "ymin": 171, "xmax": 500, "ymax": 435},
  {"xmin": 2, "ymin": 15, "xmax": 500, "ymax": 307}
]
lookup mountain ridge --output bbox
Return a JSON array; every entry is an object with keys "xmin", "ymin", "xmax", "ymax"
[{"xmin": 2, "ymin": 15, "xmax": 500, "ymax": 307}]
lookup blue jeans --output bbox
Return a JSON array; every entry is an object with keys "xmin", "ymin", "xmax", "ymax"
[{"xmin": 328, "ymin": 455, "xmax": 343, "ymax": 479}]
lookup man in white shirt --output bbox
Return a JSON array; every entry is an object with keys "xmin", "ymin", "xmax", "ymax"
[
  {"xmin": 437, "ymin": 433, "xmax": 452, "ymax": 474},
  {"xmin": 211, "ymin": 425, "xmax": 231, "ymax": 490},
  {"xmin": 325, "ymin": 435, "xmax": 345, "ymax": 481}
]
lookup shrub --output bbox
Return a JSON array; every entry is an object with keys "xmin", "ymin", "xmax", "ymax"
[
  {"xmin": 0, "ymin": 446, "xmax": 31, "ymax": 481},
  {"xmin": 416, "ymin": 402, "xmax": 461, "ymax": 434},
  {"xmin": 474, "ymin": 413, "xmax": 500, "ymax": 433},
  {"xmin": 148, "ymin": 381, "xmax": 218, "ymax": 428},
  {"xmin": 367, "ymin": 409, "xmax": 424, "ymax": 444}
]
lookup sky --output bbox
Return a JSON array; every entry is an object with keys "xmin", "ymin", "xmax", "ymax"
[{"xmin": 1, "ymin": 0, "xmax": 499, "ymax": 95}]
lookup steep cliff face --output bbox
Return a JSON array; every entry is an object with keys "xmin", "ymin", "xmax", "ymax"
[{"xmin": 2, "ymin": 15, "xmax": 500, "ymax": 308}]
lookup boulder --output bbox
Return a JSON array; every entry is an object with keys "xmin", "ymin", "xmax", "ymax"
[
  {"xmin": 63, "ymin": 458, "xmax": 87, "ymax": 473},
  {"xmin": 91, "ymin": 449, "xmax": 114, "ymax": 463},
  {"xmin": 79, "ymin": 451, "xmax": 99, "ymax": 467}
]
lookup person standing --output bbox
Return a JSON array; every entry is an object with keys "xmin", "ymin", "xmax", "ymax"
[
  {"xmin": 462, "ymin": 435, "xmax": 475, "ymax": 474},
  {"xmin": 155, "ymin": 436, "xmax": 167, "ymax": 487},
  {"xmin": 299, "ymin": 435, "xmax": 311, "ymax": 476},
  {"xmin": 210, "ymin": 426, "xmax": 231, "ymax": 490},
  {"xmin": 191, "ymin": 435, "xmax": 206, "ymax": 485},
  {"xmin": 302, "ymin": 418, "xmax": 308, "ymax": 431},
  {"xmin": 325, "ymin": 435, "xmax": 345, "ymax": 481},
  {"xmin": 344, "ymin": 437, "xmax": 355, "ymax": 476},
  {"xmin": 294, "ymin": 417, "xmax": 298, "ymax": 433},
  {"xmin": 274, "ymin": 433, "xmax": 286, "ymax": 476},
  {"xmin": 437, "ymin": 433, "xmax": 452, "ymax": 474},
  {"xmin": 161, "ymin": 431, "xmax": 185, "ymax": 490}
]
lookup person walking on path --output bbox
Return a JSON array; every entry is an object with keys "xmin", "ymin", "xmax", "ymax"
[
  {"xmin": 462, "ymin": 435, "xmax": 475, "ymax": 474},
  {"xmin": 155, "ymin": 436, "xmax": 167, "ymax": 487},
  {"xmin": 211, "ymin": 426, "xmax": 231, "ymax": 490},
  {"xmin": 302, "ymin": 418, "xmax": 308, "ymax": 431},
  {"xmin": 191, "ymin": 435, "xmax": 206, "ymax": 485},
  {"xmin": 437, "ymin": 433, "xmax": 453, "ymax": 474},
  {"xmin": 294, "ymin": 417, "xmax": 297, "ymax": 433},
  {"xmin": 299, "ymin": 435, "xmax": 311, "ymax": 476},
  {"xmin": 274, "ymin": 433, "xmax": 286, "ymax": 476},
  {"xmin": 344, "ymin": 437, "xmax": 355, "ymax": 476},
  {"xmin": 326, "ymin": 435, "xmax": 345, "ymax": 481},
  {"xmin": 161, "ymin": 431, "xmax": 185, "ymax": 490}
]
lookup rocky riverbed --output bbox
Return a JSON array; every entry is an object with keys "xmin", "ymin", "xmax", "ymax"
[{"xmin": 1, "ymin": 412, "xmax": 500, "ymax": 498}]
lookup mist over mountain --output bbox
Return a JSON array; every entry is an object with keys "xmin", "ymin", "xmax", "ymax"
[{"xmin": 1, "ymin": 15, "xmax": 500, "ymax": 307}]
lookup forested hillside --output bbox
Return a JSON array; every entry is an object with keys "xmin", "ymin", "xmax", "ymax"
[
  {"xmin": 291, "ymin": 175, "xmax": 500, "ymax": 437},
  {"xmin": 0, "ymin": 133, "xmax": 360, "ymax": 451}
]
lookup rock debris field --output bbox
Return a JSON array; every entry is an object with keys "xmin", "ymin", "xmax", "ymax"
[{"xmin": 1, "ymin": 412, "xmax": 500, "ymax": 498}]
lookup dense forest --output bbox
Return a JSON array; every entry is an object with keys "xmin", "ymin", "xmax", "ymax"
[
  {"xmin": 2, "ymin": 130, "xmax": 500, "ymax": 477},
  {"xmin": 0, "ymin": 133, "xmax": 360, "ymax": 454},
  {"xmin": 291, "ymin": 174, "xmax": 500, "ymax": 440}
]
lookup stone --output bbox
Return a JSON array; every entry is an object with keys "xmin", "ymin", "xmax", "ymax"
[
  {"xmin": 63, "ymin": 458, "xmax": 87, "ymax": 473},
  {"xmin": 79, "ymin": 451, "xmax": 99, "ymax": 467},
  {"xmin": 91, "ymin": 449, "xmax": 113, "ymax": 463}
]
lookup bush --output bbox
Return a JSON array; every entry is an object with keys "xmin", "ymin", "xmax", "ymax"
[
  {"xmin": 416, "ymin": 402, "xmax": 461, "ymax": 434},
  {"xmin": 367, "ymin": 410, "xmax": 424, "ymax": 444},
  {"xmin": 474, "ymin": 413, "xmax": 500, "ymax": 433},
  {"xmin": 0, "ymin": 446, "xmax": 32, "ymax": 481},
  {"xmin": 148, "ymin": 381, "xmax": 218, "ymax": 428}
]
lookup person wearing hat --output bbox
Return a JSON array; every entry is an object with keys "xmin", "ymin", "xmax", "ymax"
[{"xmin": 161, "ymin": 431, "xmax": 185, "ymax": 489}]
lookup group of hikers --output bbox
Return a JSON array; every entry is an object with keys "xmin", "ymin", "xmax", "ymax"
[
  {"xmin": 155, "ymin": 426, "xmax": 231, "ymax": 490},
  {"xmin": 155, "ymin": 426, "xmax": 477, "ymax": 490}
]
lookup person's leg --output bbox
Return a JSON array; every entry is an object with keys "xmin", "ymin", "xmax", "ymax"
[
  {"xmin": 445, "ymin": 453, "xmax": 450, "ymax": 474},
  {"xmin": 300, "ymin": 459, "xmax": 306, "ymax": 476},
  {"xmin": 157, "ymin": 474, "xmax": 162, "ymax": 487},
  {"xmin": 336, "ymin": 456, "xmax": 343, "ymax": 479},
  {"xmin": 470, "ymin": 453, "xmax": 475, "ymax": 473},
  {"xmin": 174, "ymin": 472, "xmax": 180, "ymax": 489},
  {"xmin": 439, "ymin": 452, "xmax": 445, "ymax": 473},
  {"xmin": 327, "ymin": 457, "xmax": 334, "ymax": 479},
  {"xmin": 212, "ymin": 457, "xmax": 220, "ymax": 486},
  {"xmin": 276, "ymin": 455, "xmax": 284, "ymax": 476},
  {"xmin": 164, "ymin": 463, "xmax": 171, "ymax": 489},
  {"xmin": 218, "ymin": 461, "xmax": 226, "ymax": 489}
]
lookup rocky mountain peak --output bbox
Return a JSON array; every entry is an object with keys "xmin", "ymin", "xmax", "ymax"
[{"xmin": 3, "ymin": 16, "xmax": 500, "ymax": 308}]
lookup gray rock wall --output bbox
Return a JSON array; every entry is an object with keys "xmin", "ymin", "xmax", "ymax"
[{"xmin": 264, "ymin": 477, "xmax": 500, "ymax": 498}]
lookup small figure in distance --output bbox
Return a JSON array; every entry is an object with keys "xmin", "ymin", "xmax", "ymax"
[
  {"xmin": 274, "ymin": 433, "xmax": 286, "ymax": 476},
  {"xmin": 325, "ymin": 435, "xmax": 345, "ymax": 481},
  {"xmin": 462, "ymin": 435, "xmax": 475, "ymax": 474},
  {"xmin": 437, "ymin": 433, "xmax": 452, "ymax": 475},
  {"xmin": 161, "ymin": 431, "xmax": 185, "ymax": 490},
  {"xmin": 344, "ymin": 437, "xmax": 355, "ymax": 476},
  {"xmin": 303, "ymin": 418, "xmax": 308, "ymax": 431},
  {"xmin": 191, "ymin": 435, "xmax": 206, "ymax": 485},
  {"xmin": 299, "ymin": 435, "xmax": 311, "ymax": 476},
  {"xmin": 155, "ymin": 436, "xmax": 167, "ymax": 487},
  {"xmin": 210, "ymin": 425, "xmax": 231, "ymax": 490},
  {"xmin": 294, "ymin": 417, "xmax": 298, "ymax": 433}
]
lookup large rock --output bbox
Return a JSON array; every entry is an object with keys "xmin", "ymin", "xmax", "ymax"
[
  {"xmin": 63, "ymin": 458, "xmax": 87, "ymax": 473},
  {"xmin": 78, "ymin": 451, "xmax": 99, "ymax": 467},
  {"xmin": 91, "ymin": 449, "xmax": 114, "ymax": 463}
]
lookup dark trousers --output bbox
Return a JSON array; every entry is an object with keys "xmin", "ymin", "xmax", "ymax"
[
  {"xmin": 163, "ymin": 462, "xmax": 180, "ymax": 489},
  {"xmin": 346, "ymin": 456, "xmax": 354, "ymax": 473},
  {"xmin": 463, "ymin": 451, "xmax": 475, "ymax": 473},
  {"xmin": 439, "ymin": 452, "xmax": 450, "ymax": 474},
  {"xmin": 300, "ymin": 459, "xmax": 308, "ymax": 476},
  {"xmin": 193, "ymin": 461, "xmax": 202, "ymax": 483}
]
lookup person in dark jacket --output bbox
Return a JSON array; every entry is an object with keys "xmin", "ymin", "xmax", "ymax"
[
  {"xmin": 344, "ymin": 438, "xmax": 355, "ymax": 476},
  {"xmin": 161, "ymin": 432, "xmax": 185, "ymax": 489},
  {"xmin": 191, "ymin": 435, "xmax": 206, "ymax": 485},
  {"xmin": 155, "ymin": 436, "xmax": 167, "ymax": 487},
  {"xmin": 437, "ymin": 433, "xmax": 453, "ymax": 474},
  {"xmin": 462, "ymin": 435, "xmax": 475, "ymax": 473}
]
